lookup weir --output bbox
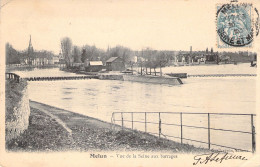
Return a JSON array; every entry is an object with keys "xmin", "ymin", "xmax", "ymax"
[
  {"xmin": 23, "ymin": 75, "xmax": 98, "ymax": 81},
  {"xmin": 188, "ymin": 74, "xmax": 257, "ymax": 77},
  {"xmin": 6, "ymin": 72, "xmax": 182, "ymax": 85},
  {"xmin": 98, "ymin": 74, "xmax": 183, "ymax": 85}
]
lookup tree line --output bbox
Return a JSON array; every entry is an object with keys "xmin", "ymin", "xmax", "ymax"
[
  {"xmin": 5, "ymin": 43, "xmax": 55, "ymax": 65},
  {"xmin": 60, "ymin": 37, "xmax": 171, "ymax": 72},
  {"xmin": 61, "ymin": 37, "xmax": 135, "ymax": 67},
  {"xmin": 6, "ymin": 37, "xmax": 257, "ymax": 68}
]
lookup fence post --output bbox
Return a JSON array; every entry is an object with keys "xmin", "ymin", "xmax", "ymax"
[
  {"xmin": 208, "ymin": 113, "xmax": 211, "ymax": 150},
  {"xmin": 180, "ymin": 112, "xmax": 183, "ymax": 144},
  {"xmin": 121, "ymin": 112, "xmax": 124, "ymax": 130},
  {"xmin": 159, "ymin": 112, "xmax": 161, "ymax": 138},
  {"xmin": 131, "ymin": 113, "xmax": 133, "ymax": 130},
  {"xmin": 145, "ymin": 112, "xmax": 147, "ymax": 133},
  {"xmin": 251, "ymin": 114, "xmax": 255, "ymax": 153}
]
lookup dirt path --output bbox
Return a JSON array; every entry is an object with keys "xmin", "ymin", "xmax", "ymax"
[
  {"xmin": 30, "ymin": 100, "xmax": 120, "ymax": 131},
  {"xmin": 7, "ymin": 100, "xmax": 209, "ymax": 152},
  {"xmin": 30, "ymin": 102, "xmax": 73, "ymax": 135}
]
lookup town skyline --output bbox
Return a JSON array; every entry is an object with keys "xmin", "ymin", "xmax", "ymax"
[
  {"xmin": 6, "ymin": 35, "xmax": 256, "ymax": 68},
  {"xmin": 6, "ymin": 35, "xmax": 257, "ymax": 56}
]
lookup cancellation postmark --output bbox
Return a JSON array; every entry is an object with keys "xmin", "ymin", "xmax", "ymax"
[{"xmin": 217, "ymin": 3, "xmax": 253, "ymax": 48}]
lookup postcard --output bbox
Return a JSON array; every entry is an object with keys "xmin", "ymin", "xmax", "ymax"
[{"xmin": 0, "ymin": 0, "xmax": 259, "ymax": 166}]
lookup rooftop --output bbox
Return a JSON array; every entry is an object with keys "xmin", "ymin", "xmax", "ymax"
[
  {"xmin": 106, "ymin": 57, "xmax": 120, "ymax": 63},
  {"xmin": 89, "ymin": 61, "xmax": 103, "ymax": 66}
]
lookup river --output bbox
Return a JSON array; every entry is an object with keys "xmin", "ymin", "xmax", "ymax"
[{"xmin": 11, "ymin": 63, "xmax": 256, "ymax": 151}]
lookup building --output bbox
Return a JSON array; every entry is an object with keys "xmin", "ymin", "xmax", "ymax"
[
  {"xmin": 84, "ymin": 61, "xmax": 103, "ymax": 72},
  {"xmin": 21, "ymin": 35, "xmax": 54, "ymax": 66},
  {"xmin": 52, "ymin": 55, "xmax": 59, "ymax": 64},
  {"xmin": 58, "ymin": 51, "xmax": 65, "ymax": 65},
  {"xmin": 21, "ymin": 35, "xmax": 34, "ymax": 65},
  {"xmin": 106, "ymin": 57, "xmax": 125, "ymax": 71},
  {"xmin": 176, "ymin": 46, "xmax": 194, "ymax": 63},
  {"xmin": 204, "ymin": 48, "xmax": 218, "ymax": 63}
]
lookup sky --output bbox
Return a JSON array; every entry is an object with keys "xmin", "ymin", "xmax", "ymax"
[{"xmin": 0, "ymin": 0, "xmax": 255, "ymax": 54}]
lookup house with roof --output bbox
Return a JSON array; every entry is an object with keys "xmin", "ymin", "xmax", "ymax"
[
  {"xmin": 84, "ymin": 60, "xmax": 103, "ymax": 72},
  {"xmin": 106, "ymin": 57, "xmax": 125, "ymax": 71}
]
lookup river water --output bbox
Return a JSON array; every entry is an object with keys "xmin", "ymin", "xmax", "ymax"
[{"xmin": 11, "ymin": 63, "xmax": 256, "ymax": 151}]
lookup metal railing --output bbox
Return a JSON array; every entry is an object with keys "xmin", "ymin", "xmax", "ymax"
[
  {"xmin": 6, "ymin": 73, "xmax": 21, "ymax": 83},
  {"xmin": 111, "ymin": 112, "xmax": 256, "ymax": 153}
]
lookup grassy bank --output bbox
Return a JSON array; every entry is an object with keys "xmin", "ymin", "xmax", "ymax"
[
  {"xmin": 6, "ymin": 108, "xmax": 74, "ymax": 151},
  {"xmin": 6, "ymin": 101, "xmax": 210, "ymax": 153},
  {"xmin": 5, "ymin": 79, "xmax": 31, "ymax": 142},
  {"xmin": 5, "ymin": 80, "xmax": 27, "ymax": 120}
]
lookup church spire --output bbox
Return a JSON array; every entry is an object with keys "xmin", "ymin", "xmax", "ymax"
[
  {"xmin": 29, "ymin": 35, "xmax": 32, "ymax": 47},
  {"xmin": 28, "ymin": 35, "xmax": 34, "ymax": 54}
]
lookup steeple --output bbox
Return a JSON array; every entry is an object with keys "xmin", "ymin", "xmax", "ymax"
[
  {"xmin": 28, "ymin": 35, "xmax": 34, "ymax": 54},
  {"xmin": 29, "ymin": 35, "xmax": 32, "ymax": 47}
]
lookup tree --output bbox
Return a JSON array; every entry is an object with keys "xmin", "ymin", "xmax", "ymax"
[
  {"xmin": 156, "ymin": 52, "xmax": 168, "ymax": 76},
  {"xmin": 139, "ymin": 48, "xmax": 168, "ymax": 76},
  {"xmin": 83, "ymin": 45, "xmax": 103, "ymax": 61},
  {"xmin": 61, "ymin": 37, "xmax": 73, "ymax": 67},
  {"xmin": 5, "ymin": 43, "xmax": 20, "ymax": 65},
  {"xmin": 108, "ymin": 46, "xmax": 133, "ymax": 64},
  {"xmin": 72, "ymin": 46, "xmax": 81, "ymax": 63},
  {"xmin": 142, "ymin": 48, "xmax": 155, "ymax": 75},
  {"xmin": 81, "ymin": 48, "xmax": 87, "ymax": 63}
]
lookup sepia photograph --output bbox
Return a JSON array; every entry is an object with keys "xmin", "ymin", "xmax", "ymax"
[{"xmin": 0, "ymin": 0, "xmax": 259, "ymax": 166}]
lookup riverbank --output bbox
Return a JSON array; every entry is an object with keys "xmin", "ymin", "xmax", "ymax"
[
  {"xmin": 6, "ymin": 101, "xmax": 209, "ymax": 153},
  {"xmin": 5, "ymin": 79, "xmax": 30, "ymax": 142}
]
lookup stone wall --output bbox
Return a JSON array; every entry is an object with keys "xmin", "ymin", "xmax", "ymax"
[{"xmin": 5, "ymin": 80, "xmax": 30, "ymax": 142}]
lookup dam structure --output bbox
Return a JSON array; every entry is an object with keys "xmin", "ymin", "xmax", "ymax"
[{"xmin": 98, "ymin": 74, "xmax": 183, "ymax": 85}]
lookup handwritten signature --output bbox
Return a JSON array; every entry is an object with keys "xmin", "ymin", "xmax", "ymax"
[{"xmin": 193, "ymin": 152, "xmax": 247, "ymax": 165}]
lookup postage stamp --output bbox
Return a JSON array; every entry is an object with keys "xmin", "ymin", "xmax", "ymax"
[{"xmin": 217, "ymin": 3, "xmax": 253, "ymax": 48}]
